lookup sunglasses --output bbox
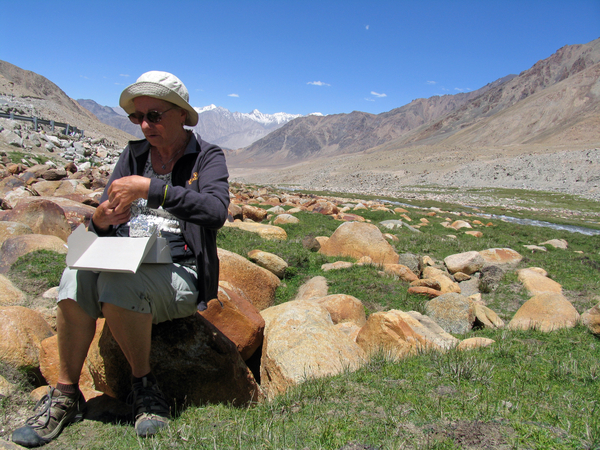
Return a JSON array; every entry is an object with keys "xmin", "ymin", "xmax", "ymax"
[{"xmin": 128, "ymin": 107, "xmax": 176, "ymax": 124}]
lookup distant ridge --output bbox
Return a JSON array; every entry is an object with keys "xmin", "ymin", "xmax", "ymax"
[
  {"xmin": 232, "ymin": 75, "xmax": 516, "ymax": 165},
  {"xmin": 77, "ymin": 99, "xmax": 144, "ymax": 139},
  {"xmin": 232, "ymin": 37, "xmax": 600, "ymax": 167}
]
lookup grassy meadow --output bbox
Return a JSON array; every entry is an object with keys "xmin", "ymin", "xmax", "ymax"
[{"xmin": 2, "ymin": 186, "xmax": 599, "ymax": 450}]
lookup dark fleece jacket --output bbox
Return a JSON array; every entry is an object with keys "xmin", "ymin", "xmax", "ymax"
[{"xmin": 90, "ymin": 132, "xmax": 230, "ymax": 307}]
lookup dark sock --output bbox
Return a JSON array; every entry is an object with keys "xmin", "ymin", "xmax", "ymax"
[
  {"xmin": 56, "ymin": 382, "xmax": 79, "ymax": 397},
  {"xmin": 132, "ymin": 372, "xmax": 157, "ymax": 385}
]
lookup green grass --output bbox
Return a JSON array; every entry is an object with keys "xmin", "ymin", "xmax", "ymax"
[
  {"xmin": 5, "ymin": 150, "xmax": 52, "ymax": 166},
  {"xmin": 3, "ymin": 187, "xmax": 600, "ymax": 449},
  {"xmin": 8, "ymin": 250, "xmax": 66, "ymax": 298}
]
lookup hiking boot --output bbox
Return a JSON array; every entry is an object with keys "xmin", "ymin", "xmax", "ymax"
[
  {"xmin": 131, "ymin": 376, "xmax": 170, "ymax": 437},
  {"xmin": 12, "ymin": 386, "xmax": 85, "ymax": 448}
]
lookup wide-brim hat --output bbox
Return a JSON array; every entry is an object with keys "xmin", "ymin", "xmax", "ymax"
[{"xmin": 119, "ymin": 71, "xmax": 199, "ymax": 126}]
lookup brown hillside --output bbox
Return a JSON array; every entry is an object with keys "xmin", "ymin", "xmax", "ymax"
[{"xmin": 0, "ymin": 60, "xmax": 134, "ymax": 146}]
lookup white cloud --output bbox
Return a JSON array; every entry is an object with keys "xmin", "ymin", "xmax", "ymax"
[
  {"xmin": 228, "ymin": 93, "xmax": 239, "ymax": 97},
  {"xmin": 454, "ymin": 88, "xmax": 471, "ymax": 92},
  {"xmin": 365, "ymin": 98, "xmax": 375, "ymax": 102},
  {"xmin": 119, "ymin": 74, "xmax": 130, "ymax": 77},
  {"xmin": 307, "ymin": 81, "xmax": 331, "ymax": 86},
  {"xmin": 426, "ymin": 80, "xmax": 436, "ymax": 85},
  {"xmin": 366, "ymin": 25, "xmax": 369, "ymax": 30},
  {"xmin": 371, "ymin": 91, "xmax": 387, "ymax": 98}
]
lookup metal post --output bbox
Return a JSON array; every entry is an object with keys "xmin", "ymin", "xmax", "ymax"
[
  {"xmin": 50, "ymin": 120, "xmax": 55, "ymax": 132},
  {"xmin": 10, "ymin": 112, "xmax": 14, "ymax": 120},
  {"xmin": 33, "ymin": 116, "xmax": 38, "ymax": 131},
  {"xmin": 65, "ymin": 124, "xmax": 70, "ymax": 135}
]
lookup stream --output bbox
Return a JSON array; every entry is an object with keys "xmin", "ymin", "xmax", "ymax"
[{"xmin": 380, "ymin": 200, "xmax": 600, "ymax": 236}]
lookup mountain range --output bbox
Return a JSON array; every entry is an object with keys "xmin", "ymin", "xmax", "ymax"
[
  {"xmin": 76, "ymin": 100, "xmax": 305, "ymax": 150},
  {"xmin": 1, "ymin": 37, "xmax": 599, "ymax": 200},
  {"xmin": 231, "ymin": 37, "xmax": 600, "ymax": 168}
]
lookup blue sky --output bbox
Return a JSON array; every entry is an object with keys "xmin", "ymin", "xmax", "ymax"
[{"xmin": 2, "ymin": 0, "xmax": 599, "ymax": 116}]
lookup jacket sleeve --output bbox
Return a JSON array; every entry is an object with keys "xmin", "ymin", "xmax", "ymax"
[{"xmin": 146, "ymin": 140, "xmax": 230, "ymax": 230}]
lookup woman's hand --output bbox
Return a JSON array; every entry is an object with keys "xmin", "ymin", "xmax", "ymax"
[
  {"xmin": 91, "ymin": 200, "xmax": 132, "ymax": 232},
  {"xmin": 107, "ymin": 175, "xmax": 151, "ymax": 214},
  {"xmin": 91, "ymin": 176, "xmax": 151, "ymax": 232}
]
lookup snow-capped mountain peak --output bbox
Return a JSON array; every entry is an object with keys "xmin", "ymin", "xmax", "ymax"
[{"xmin": 190, "ymin": 105, "xmax": 304, "ymax": 150}]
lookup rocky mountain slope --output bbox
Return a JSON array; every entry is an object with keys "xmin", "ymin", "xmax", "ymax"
[{"xmin": 0, "ymin": 61, "xmax": 134, "ymax": 147}]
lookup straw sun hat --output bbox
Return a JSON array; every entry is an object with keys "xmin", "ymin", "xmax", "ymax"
[{"xmin": 119, "ymin": 71, "xmax": 199, "ymax": 126}]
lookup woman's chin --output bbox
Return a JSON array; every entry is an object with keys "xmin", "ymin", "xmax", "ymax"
[{"xmin": 144, "ymin": 135, "xmax": 162, "ymax": 145}]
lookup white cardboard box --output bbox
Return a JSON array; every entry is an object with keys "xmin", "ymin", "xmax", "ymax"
[{"xmin": 66, "ymin": 224, "xmax": 172, "ymax": 273}]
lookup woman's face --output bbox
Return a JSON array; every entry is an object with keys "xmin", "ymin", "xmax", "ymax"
[{"xmin": 132, "ymin": 96, "xmax": 187, "ymax": 149}]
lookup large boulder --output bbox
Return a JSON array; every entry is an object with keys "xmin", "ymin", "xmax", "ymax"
[
  {"xmin": 247, "ymin": 249, "xmax": 288, "ymax": 279},
  {"xmin": 356, "ymin": 310, "xmax": 457, "ymax": 358},
  {"xmin": 473, "ymin": 304, "xmax": 505, "ymax": 329},
  {"xmin": 294, "ymin": 276, "xmax": 329, "ymax": 301},
  {"xmin": 581, "ymin": 303, "xmax": 600, "ymax": 335},
  {"xmin": 479, "ymin": 248, "xmax": 523, "ymax": 269},
  {"xmin": 479, "ymin": 265, "xmax": 505, "ymax": 292},
  {"xmin": 1, "ymin": 199, "xmax": 71, "ymax": 241},
  {"xmin": 199, "ymin": 286, "xmax": 265, "ymax": 360},
  {"xmin": 0, "ymin": 306, "xmax": 54, "ymax": 371},
  {"xmin": 28, "ymin": 180, "xmax": 76, "ymax": 197},
  {"xmin": 0, "ymin": 274, "xmax": 26, "ymax": 306},
  {"xmin": 311, "ymin": 294, "xmax": 367, "ymax": 327},
  {"xmin": 458, "ymin": 337, "xmax": 495, "ymax": 351},
  {"xmin": 242, "ymin": 205, "xmax": 268, "ymax": 222},
  {"xmin": 0, "ymin": 234, "xmax": 68, "ymax": 274},
  {"xmin": 539, "ymin": 239, "xmax": 568, "ymax": 249},
  {"xmin": 260, "ymin": 300, "xmax": 365, "ymax": 399},
  {"xmin": 87, "ymin": 314, "xmax": 261, "ymax": 406},
  {"xmin": 273, "ymin": 214, "xmax": 299, "ymax": 225},
  {"xmin": 425, "ymin": 293, "xmax": 475, "ymax": 334},
  {"xmin": 223, "ymin": 221, "xmax": 288, "ymax": 240},
  {"xmin": 383, "ymin": 264, "xmax": 418, "ymax": 282},
  {"xmin": 319, "ymin": 222, "xmax": 399, "ymax": 265},
  {"xmin": 17, "ymin": 196, "xmax": 96, "ymax": 230},
  {"xmin": 444, "ymin": 251, "xmax": 485, "ymax": 275},
  {"xmin": 517, "ymin": 268, "xmax": 562, "ymax": 296},
  {"xmin": 402, "ymin": 311, "xmax": 459, "ymax": 350},
  {"xmin": 422, "ymin": 267, "xmax": 461, "ymax": 294},
  {"xmin": 218, "ymin": 248, "xmax": 280, "ymax": 311},
  {"xmin": 508, "ymin": 293, "xmax": 580, "ymax": 332},
  {"xmin": 0, "ymin": 221, "xmax": 33, "ymax": 246}
]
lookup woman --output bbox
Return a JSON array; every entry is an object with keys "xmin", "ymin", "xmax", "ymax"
[{"xmin": 12, "ymin": 71, "xmax": 230, "ymax": 447}]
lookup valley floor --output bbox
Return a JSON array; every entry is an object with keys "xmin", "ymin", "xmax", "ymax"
[{"xmin": 228, "ymin": 146, "xmax": 600, "ymax": 203}]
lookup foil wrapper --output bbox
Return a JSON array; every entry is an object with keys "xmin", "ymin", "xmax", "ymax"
[{"xmin": 129, "ymin": 215, "xmax": 159, "ymax": 237}]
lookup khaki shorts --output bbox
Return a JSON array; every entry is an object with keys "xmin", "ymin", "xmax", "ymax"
[{"xmin": 58, "ymin": 264, "xmax": 199, "ymax": 324}]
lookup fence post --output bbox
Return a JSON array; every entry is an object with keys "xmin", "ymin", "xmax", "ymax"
[
  {"xmin": 10, "ymin": 112, "xmax": 14, "ymax": 120},
  {"xmin": 33, "ymin": 116, "xmax": 38, "ymax": 131},
  {"xmin": 65, "ymin": 124, "xmax": 70, "ymax": 135},
  {"xmin": 50, "ymin": 120, "xmax": 55, "ymax": 132}
]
